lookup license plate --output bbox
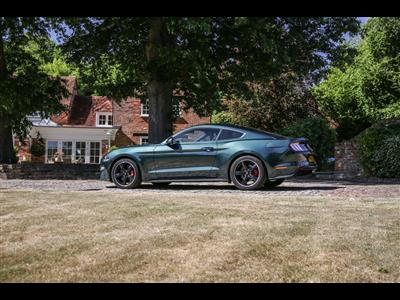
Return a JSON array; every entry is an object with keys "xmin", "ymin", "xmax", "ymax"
[{"xmin": 308, "ymin": 155, "xmax": 316, "ymax": 163}]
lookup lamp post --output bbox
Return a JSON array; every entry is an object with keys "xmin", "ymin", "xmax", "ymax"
[{"xmin": 106, "ymin": 130, "xmax": 112, "ymax": 150}]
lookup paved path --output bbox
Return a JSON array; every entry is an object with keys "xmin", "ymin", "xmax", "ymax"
[{"xmin": 1, "ymin": 179, "xmax": 399, "ymax": 198}]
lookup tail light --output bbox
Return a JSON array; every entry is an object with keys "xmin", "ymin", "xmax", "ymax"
[{"xmin": 290, "ymin": 142, "xmax": 310, "ymax": 152}]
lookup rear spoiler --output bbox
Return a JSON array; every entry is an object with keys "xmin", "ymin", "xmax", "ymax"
[{"xmin": 290, "ymin": 137, "xmax": 308, "ymax": 144}]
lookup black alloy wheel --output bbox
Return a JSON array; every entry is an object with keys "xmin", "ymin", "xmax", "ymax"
[
  {"xmin": 230, "ymin": 155, "xmax": 266, "ymax": 190},
  {"xmin": 111, "ymin": 158, "xmax": 141, "ymax": 189}
]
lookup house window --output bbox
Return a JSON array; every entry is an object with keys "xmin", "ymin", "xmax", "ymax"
[
  {"xmin": 140, "ymin": 100, "xmax": 149, "ymax": 116},
  {"xmin": 140, "ymin": 136, "xmax": 149, "ymax": 145},
  {"xmin": 47, "ymin": 141, "xmax": 58, "ymax": 163},
  {"xmin": 99, "ymin": 115, "xmax": 106, "ymax": 125},
  {"xmin": 75, "ymin": 141, "xmax": 86, "ymax": 163},
  {"xmin": 90, "ymin": 142, "xmax": 101, "ymax": 163},
  {"xmin": 96, "ymin": 112, "xmax": 113, "ymax": 127},
  {"xmin": 62, "ymin": 141, "xmax": 73, "ymax": 162}
]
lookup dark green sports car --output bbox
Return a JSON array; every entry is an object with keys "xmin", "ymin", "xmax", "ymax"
[{"xmin": 100, "ymin": 124, "xmax": 317, "ymax": 190}]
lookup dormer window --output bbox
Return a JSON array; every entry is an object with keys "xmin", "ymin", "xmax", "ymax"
[{"xmin": 96, "ymin": 112, "xmax": 113, "ymax": 127}]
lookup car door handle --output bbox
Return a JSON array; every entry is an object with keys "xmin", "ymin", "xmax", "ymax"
[{"xmin": 201, "ymin": 147, "xmax": 214, "ymax": 152}]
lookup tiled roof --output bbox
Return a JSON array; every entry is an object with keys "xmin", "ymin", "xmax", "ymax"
[
  {"xmin": 51, "ymin": 93, "xmax": 113, "ymax": 126},
  {"xmin": 68, "ymin": 95, "xmax": 92, "ymax": 125},
  {"xmin": 91, "ymin": 96, "xmax": 113, "ymax": 112}
]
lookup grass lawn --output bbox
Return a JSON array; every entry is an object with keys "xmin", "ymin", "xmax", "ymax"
[{"xmin": 0, "ymin": 189, "xmax": 399, "ymax": 282}]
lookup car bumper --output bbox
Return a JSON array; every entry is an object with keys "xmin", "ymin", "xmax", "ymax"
[
  {"xmin": 269, "ymin": 157, "xmax": 317, "ymax": 180},
  {"xmin": 100, "ymin": 165, "xmax": 110, "ymax": 181}
]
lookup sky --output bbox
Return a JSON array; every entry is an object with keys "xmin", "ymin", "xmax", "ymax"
[
  {"xmin": 50, "ymin": 17, "xmax": 370, "ymax": 44},
  {"xmin": 359, "ymin": 17, "xmax": 369, "ymax": 24}
]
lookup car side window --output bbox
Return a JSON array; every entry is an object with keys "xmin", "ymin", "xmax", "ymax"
[
  {"xmin": 218, "ymin": 129, "xmax": 244, "ymax": 141},
  {"xmin": 175, "ymin": 128, "xmax": 220, "ymax": 143}
]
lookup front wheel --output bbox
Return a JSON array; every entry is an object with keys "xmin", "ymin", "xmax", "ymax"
[
  {"xmin": 230, "ymin": 155, "xmax": 267, "ymax": 190},
  {"xmin": 111, "ymin": 158, "xmax": 141, "ymax": 189}
]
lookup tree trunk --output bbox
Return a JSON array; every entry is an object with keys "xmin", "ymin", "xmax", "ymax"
[
  {"xmin": 0, "ymin": 114, "xmax": 16, "ymax": 164},
  {"xmin": 145, "ymin": 18, "xmax": 173, "ymax": 144},
  {"xmin": 0, "ymin": 32, "xmax": 16, "ymax": 163},
  {"xmin": 147, "ymin": 80, "xmax": 172, "ymax": 144}
]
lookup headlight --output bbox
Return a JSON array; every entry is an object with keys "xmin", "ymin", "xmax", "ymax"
[{"xmin": 102, "ymin": 155, "xmax": 110, "ymax": 162}]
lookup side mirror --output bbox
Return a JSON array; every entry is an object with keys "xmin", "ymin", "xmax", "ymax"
[{"xmin": 166, "ymin": 136, "xmax": 177, "ymax": 146}]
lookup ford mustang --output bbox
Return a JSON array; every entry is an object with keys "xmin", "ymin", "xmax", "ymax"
[{"xmin": 100, "ymin": 124, "xmax": 317, "ymax": 190}]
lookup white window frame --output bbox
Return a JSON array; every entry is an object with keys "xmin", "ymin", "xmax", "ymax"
[
  {"xmin": 45, "ymin": 140, "xmax": 103, "ymax": 164},
  {"xmin": 140, "ymin": 100, "xmax": 149, "ymax": 117},
  {"xmin": 96, "ymin": 112, "xmax": 113, "ymax": 127},
  {"xmin": 140, "ymin": 136, "xmax": 149, "ymax": 145}
]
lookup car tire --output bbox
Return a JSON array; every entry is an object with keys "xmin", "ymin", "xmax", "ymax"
[
  {"xmin": 230, "ymin": 155, "xmax": 267, "ymax": 190},
  {"xmin": 264, "ymin": 179, "xmax": 285, "ymax": 188},
  {"xmin": 152, "ymin": 182, "xmax": 171, "ymax": 187},
  {"xmin": 111, "ymin": 158, "xmax": 141, "ymax": 189}
]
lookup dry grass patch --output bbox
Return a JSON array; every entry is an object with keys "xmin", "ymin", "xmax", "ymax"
[{"xmin": 0, "ymin": 189, "xmax": 399, "ymax": 282}]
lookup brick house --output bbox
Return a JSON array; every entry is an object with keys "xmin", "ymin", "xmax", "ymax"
[{"xmin": 15, "ymin": 77, "xmax": 210, "ymax": 164}]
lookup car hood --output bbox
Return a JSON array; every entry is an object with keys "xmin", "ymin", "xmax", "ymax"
[{"xmin": 109, "ymin": 144, "xmax": 156, "ymax": 156}]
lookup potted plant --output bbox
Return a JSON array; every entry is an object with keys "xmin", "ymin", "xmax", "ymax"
[{"xmin": 53, "ymin": 151, "xmax": 64, "ymax": 163}]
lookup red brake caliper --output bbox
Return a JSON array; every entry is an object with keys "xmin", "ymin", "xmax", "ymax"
[
  {"xmin": 130, "ymin": 168, "xmax": 135, "ymax": 177},
  {"xmin": 251, "ymin": 168, "xmax": 259, "ymax": 177}
]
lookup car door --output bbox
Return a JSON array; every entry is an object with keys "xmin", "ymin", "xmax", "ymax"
[{"xmin": 151, "ymin": 127, "xmax": 221, "ymax": 180}]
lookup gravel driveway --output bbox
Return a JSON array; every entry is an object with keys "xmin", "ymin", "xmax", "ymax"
[{"xmin": 1, "ymin": 178, "xmax": 399, "ymax": 198}]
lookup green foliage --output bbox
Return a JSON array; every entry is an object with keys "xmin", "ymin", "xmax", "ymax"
[
  {"xmin": 373, "ymin": 136, "xmax": 400, "ymax": 178},
  {"xmin": 108, "ymin": 145, "xmax": 119, "ymax": 152},
  {"xmin": 30, "ymin": 142, "xmax": 45, "ymax": 157},
  {"xmin": 0, "ymin": 18, "xmax": 68, "ymax": 137},
  {"xmin": 212, "ymin": 73, "xmax": 320, "ymax": 132},
  {"xmin": 30, "ymin": 133, "xmax": 45, "ymax": 157},
  {"xmin": 312, "ymin": 17, "xmax": 400, "ymax": 141},
  {"xmin": 59, "ymin": 17, "xmax": 360, "ymax": 140},
  {"xmin": 279, "ymin": 117, "xmax": 336, "ymax": 170},
  {"xmin": 357, "ymin": 121, "xmax": 400, "ymax": 177}
]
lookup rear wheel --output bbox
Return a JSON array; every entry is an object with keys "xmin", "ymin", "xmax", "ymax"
[
  {"xmin": 230, "ymin": 155, "xmax": 266, "ymax": 190},
  {"xmin": 264, "ymin": 179, "xmax": 285, "ymax": 188},
  {"xmin": 111, "ymin": 158, "xmax": 141, "ymax": 189}
]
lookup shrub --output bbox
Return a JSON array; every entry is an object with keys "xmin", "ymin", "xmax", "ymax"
[
  {"xmin": 357, "ymin": 120, "xmax": 400, "ymax": 177},
  {"xmin": 373, "ymin": 136, "xmax": 400, "ymax": 178},
  {"xmin": 30, "ymin": 141, "xmax": 45, "ymax": 157},
  {"xmin": 279, "ymin": 117, "xmax": 336, "ymax": 170},
  {"xmin": 108, "ymin": 145, "xmax": 119, "ymax": 152}
]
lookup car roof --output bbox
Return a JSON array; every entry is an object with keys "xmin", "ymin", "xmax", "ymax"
[{"xmin": 186, "ymin": 123, "xmax": 288, "ymax": 140}]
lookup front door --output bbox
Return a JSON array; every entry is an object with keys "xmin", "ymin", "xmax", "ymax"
[{"xmin": 151, "ymin": 127, "xmax": 220, "ymax": 180}]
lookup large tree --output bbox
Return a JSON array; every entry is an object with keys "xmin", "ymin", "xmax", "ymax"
[
  {"xmin": 313, "ymin": 17, "xmax": 400, "ymax": 140},
  {"xmin": 0, "ymin": 17, "xmax": 67, "ymax": 163},
  {"xmin": 212, "ymin": 72, "xmax": 321, "ymax": 132},
  {"xmin": 60, "ymin": 17, "xmax": 359, "ymax": 143}
]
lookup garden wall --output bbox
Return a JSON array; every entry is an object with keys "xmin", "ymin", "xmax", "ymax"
[
  {"xmin": 0, "ymin": 163, "xmax": 100, "ymax": 180},
  {"xmin": 334, "ymin": 139, "xmax": 363, "ymax": 178}
]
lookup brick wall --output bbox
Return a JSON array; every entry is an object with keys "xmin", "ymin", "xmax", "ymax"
[
  {"xmin": 334, "ymin": 139, "xmax": 363, "ymax": 177},
  {"xmin": 0, "ymin": 164, "xmax": 100, "ymax": 180},
  {"xmin": 113, "ymin": 98, "xmax": 210, "ymax": 146}
]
